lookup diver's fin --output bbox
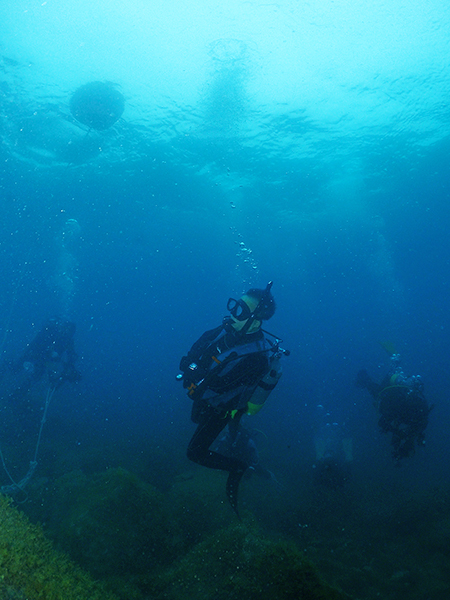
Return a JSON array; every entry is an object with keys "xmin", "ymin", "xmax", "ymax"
[
  {"xmin": 226, "ymin": 469, "xmax": 246, "ymax": 518},
  {"xmin": 378, "ymin": 340, "xmax": 397, "ymax": 356}
]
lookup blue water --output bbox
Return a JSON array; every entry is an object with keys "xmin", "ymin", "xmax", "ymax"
[{"xmin": 1, "ymin": 2, "xmax": 450, "ymax": 597}]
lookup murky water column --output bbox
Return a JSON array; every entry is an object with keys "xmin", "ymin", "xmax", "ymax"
[{"xmin": 54, "ymin": 218, "xmax": 81, "ymax": 317}]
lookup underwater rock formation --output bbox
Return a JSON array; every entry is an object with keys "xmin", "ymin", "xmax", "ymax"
[
  {"xmin": 152, "ymin": 517, "xmax": 348, "ymax": 600},
  {"xmin": 0, "ymin": 494, "xmax": 117, "ymax": 600},
  {"xmin": 38, "ymin": 467, "xmax": 181, "ymax": 580},
  {"xmin": 21, "ymin": 466, "xmax": 349, "ymax": 599}
]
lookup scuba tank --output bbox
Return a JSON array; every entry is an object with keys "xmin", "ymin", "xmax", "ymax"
[{"xmin": 246, "ymin": 353, "xmax": 283, "ymax": 415}]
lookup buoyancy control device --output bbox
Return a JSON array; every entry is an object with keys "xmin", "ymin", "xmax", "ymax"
[{"xmin": 246, "ymin": 348, "xmax": 284, "ymax": 415}]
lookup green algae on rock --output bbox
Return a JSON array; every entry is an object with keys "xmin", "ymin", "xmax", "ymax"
[{"xmin": 0, "ymin": 494, "xmax": 118, "ymax": 600}]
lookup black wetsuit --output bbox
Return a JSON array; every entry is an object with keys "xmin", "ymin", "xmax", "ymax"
[
  {"xmin": 357, "ymin": 369, "xmax": 431, "ymax": 461},
  {"xmin": 215, "ymin": 423, "xmax": 274, "ymax": 481},
  {"xmin": 180, "ymin": 324, "xmax": 270, "ymax": 513},
  {"xmin": 377, "ymin": 387, "xmax": 430, "ymax": 460},
  {"xmin": 12, "ymin": 318, "xmax": 80, "ymax": 402}
]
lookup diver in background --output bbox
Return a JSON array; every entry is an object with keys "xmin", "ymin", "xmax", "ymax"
[
  {"xmin": 11, "ymin": 317, "xmax": 80, "ymax": 403},
  {"xmin": 1, "ymin": 319, "xmax": 80, "ymax": 496},
  {"xmin": 356, "ymin": 354, "xmax": 432, "ymax": 462},
  {"xmin": 313, "ymin": 407, "xmax": 353, "ymax": 489}
]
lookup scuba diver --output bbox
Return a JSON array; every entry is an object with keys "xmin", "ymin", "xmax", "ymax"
[
  {"xmin": 313, "ymin": 409, "xmax": 353, "ymax": 489},
  {"xmin": 356, "ymin": 353, "xmax": 433, "ymax": 462},
  {"xmin": 178, "ymin": 282, "xmax": 287, "ymax": 516},
  {"xmin": 1, "ymin": 317, "xmax": 81, "ymax": 498},
  {"xmin": 10, "ymin": 317, "xmax": 80, "ymax": 405}
]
